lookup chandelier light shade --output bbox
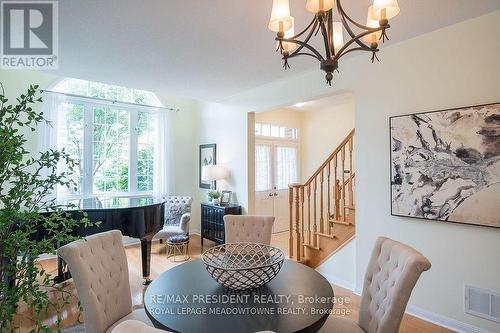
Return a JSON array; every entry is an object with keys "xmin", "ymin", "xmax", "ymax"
[
  {"xmin": 282, "ymin": 17, "xmax": 297, "ymax": 53},
  {"xmin": 269, "ymin": 0, "xmax": 400, "ymax": 85},
  {"xmin": 373, "ymin": 0, "xmax": 400, "ymax": 20},
  {"xmin": 268, "ymin": 0, "xmax": 294, "ymax": 33},
  {"xmin": 332, "ymin": 21, "xmax": 344, "ymax": 54},
  {"xmin": 306, "ymin": 0, "xmax": 335, "ymax": 14},
  {"xmin": 363, "ymin": 6, "xmax": 382, "ymax": 43}
]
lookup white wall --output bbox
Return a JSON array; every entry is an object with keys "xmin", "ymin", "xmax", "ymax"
[
  {"xmin": 316, "ymin": 239, "xmax": 356, "ymax": 291},
  {"xmin": 225, "ymin": 11, "xmax": 500, "ymax": 332},
  {"xmin": 300, "ymin": 100, "xmax": 354, "ymax": 180},
  {"xmin": 193, "ymin": 101, "xmax": 250, "ymax": 232}
]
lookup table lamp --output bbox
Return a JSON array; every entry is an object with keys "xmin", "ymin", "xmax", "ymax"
[{"xmin": 201, "ymin": 165, "xmax": 229, "ymax": 191}]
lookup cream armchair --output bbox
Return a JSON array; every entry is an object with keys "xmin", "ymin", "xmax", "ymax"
[
  {"xmin": 57, "ymin": 230, "xmax": 156, "ymax": 333},
  {"xmin": 319, "ymin": 237, "xmax": 431, "ymax": 333},
  {"xmin": 223, "ymin": 215, "xmax": 275, "ymax": 245},
  {"xmin": 154, "ymin": 196, "xmax": 192, "ymax": 242}
]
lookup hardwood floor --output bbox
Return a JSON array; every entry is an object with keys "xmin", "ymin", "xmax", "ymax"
[{"xmin": 13, "ymin": 234, "xmax": 453, "ymax": 333}]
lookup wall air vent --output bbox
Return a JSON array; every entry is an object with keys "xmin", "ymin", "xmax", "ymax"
[{"xmin": 465, "ymin": 285, "xmax": 500, "ymax": 323}]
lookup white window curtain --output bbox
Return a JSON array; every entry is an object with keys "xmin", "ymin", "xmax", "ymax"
[
  {"xmin": 38, "ymin": 93, "xmax": 66, "ymax": 202},
  {"xmin": 276, "ymin": 146, "xmax": 298, "ymax": 190},
  {"xmin": 255, "ymin": 145, "xmax": 272, "ymax": 192},
  {"xmin": 153, "ymin": 111, "xmax": 174, "ymax": 198}
]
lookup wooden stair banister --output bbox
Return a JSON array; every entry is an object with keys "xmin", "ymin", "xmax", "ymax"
[{"xmin": 288, "ymin": 129, "xmax": 355, "ymax": 263}]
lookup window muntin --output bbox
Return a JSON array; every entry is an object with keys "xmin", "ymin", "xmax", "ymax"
[
  {"xmin": 54, "ymin": 79, "xmax": 161, "ymax": 198},
  {"xmin": 255, "ymin": 122, "xmax": 298, "ymax": 140}
]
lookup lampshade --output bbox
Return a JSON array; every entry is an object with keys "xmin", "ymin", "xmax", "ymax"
[
  {"xmin": 202, "ymin": 165, "xmax": 229, "ymax": 182},
  {"xmin": 306, "ymin": 0, "xmax": 334, "ymax": 13},
  {"xmin": 268, "ymin": 0, "xmax": 293, "ymax": 32},
  {"xmin": 332, "ymin": 21, "xmax": 344, "ymax": 54},
  {"xmin": 372, "ymin": 0, "xmax": 400, "ymax": 20},
  {"xmin": 281, "ymin": 17, "xmax": 297, "ymax": 53},
  {"xmin": 363, "ymin": 6, "xmax": 382, "ymax": 43}
]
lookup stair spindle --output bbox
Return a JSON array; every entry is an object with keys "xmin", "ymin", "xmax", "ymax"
[
  {"xmin": 319, "ymin": 169, "xmax": 324, "ymax": 234},
  {"xmin": 341, "ymin": 145, "xmax": 346, "ymax": 222}
]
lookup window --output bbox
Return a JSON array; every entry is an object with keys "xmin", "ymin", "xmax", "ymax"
[
  {"xmin": 255, "ymin": 122, "xmax": 298, "ymax": 140},
  {"xmin": 54, "ymin": 78, "xmax": 162, "ymax": 198}
]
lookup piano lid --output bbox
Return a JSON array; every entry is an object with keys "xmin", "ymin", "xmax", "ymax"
[{"xmin": 57, "ymin": 196, "xmax": 166, "ymax": 211}]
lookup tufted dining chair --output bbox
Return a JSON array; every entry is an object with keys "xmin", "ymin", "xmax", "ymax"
[
  {"xmin": 224, "ymin": 215, "xmax": 275, "ymax": 245},
  {"xmin": 319, "ymin": 237, "xmax": 431, "ymax": 333},
  {"xmin": 57, "ymin": 230, "xmax": 158, "ymax": 333}
]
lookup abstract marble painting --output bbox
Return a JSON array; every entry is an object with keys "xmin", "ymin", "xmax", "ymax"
[{"xmin": 390, "ymin": 103, "xmax": 500, "ymax": 228}]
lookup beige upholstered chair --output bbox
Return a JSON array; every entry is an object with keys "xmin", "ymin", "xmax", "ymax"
[
  {"xmin": 319, "ymin": 237, "xmax": 431, "ymax": 333},
  {"xmin": 224, "ymin": 215, "xmax": 275, "ymax": 245},
  {"xmin": 110, "ymin": 320, "xmax": 166, "ymax": 333},
  {"xmin": 154, "ymin": 196, "xmax": 192, "ymax": 242},
  {"xmin": 57, "ymin": 230, "xmax": 155, "ymax": 333}
]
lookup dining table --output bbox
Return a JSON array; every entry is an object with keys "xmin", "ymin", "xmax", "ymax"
[{"xmin": 144, "ymin": 259, "xmax": 334, "ymax": 333}]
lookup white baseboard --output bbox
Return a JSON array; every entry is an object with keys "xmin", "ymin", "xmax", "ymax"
[
  {"xmin": 318, "ymin": 276, "xmax": 491, "ymax": 333},
  {"xmin": 406, "ymin": 305, "xmax": 493, "ymax": 333},
  {"xmin": 316, "ymin": 270, "xmax": 356, "ymax": 292}
]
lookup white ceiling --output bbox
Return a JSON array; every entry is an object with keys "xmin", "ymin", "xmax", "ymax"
[{"xmin": 53, "ymin": 0, "xmax": 500, "ymax": 102}]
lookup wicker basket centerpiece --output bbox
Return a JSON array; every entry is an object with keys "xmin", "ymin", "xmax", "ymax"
[{"xmin": 202, "ymin": 242, "xmax": 285, "ymax": 290}]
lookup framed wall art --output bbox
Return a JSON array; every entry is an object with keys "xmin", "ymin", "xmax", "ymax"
[
  {"xmin": 199, "ymin": 144, "xmax": 216, "ymax": 189},
  {"xmin": 390, "ymin": 102, "xmax": 500, "ymax": 228}
]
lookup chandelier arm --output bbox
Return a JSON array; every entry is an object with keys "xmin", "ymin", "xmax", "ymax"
[
  {"xmin": 285, "ymin": 38, "xmax": 325, "ymax": 61},
  {"xmin": 336, "ymin": 0, "xmax": 376, "ymax": 32},
  {"xmin": 336, "ymin": 46, "xmax": 375, "ymax": 61},
  {"xmin": 320, "ymin": 19, "xmax": 332, "ymax": 60},
  {"xmin": 334, "ymin": 27, "xmax": 385, "ymax": 58},
  {"xmin": 281, "ymin": 19, "xmax": 322, "ymax": 59},
  {"xmin": 290, "ymin": 16, "xmax": 317, "ymax": 40},
  {"xmin": 286, "ymin": 52, "xmax": 324, "ymax": 62}
]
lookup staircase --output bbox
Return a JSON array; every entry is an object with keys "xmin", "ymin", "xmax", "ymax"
[{"xmin": 288, "ymin": 129, "xmax": 355, "ymax": 267}]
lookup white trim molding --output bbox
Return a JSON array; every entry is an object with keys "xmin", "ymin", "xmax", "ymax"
[
  {"xmin": 316, "ymin": 270, "xmax": 356, "ymax": 291},
  {"xmin": 406, "ymin": 305, "xmax": 494, "ymax": 333},
  {"xmin": 321, "ymin": 277, "xmax": 492, "ymax": 333}
]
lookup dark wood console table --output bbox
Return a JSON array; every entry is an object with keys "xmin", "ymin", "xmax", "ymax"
[{"xmin": 200, "ymin": 202, "xmax": 241, "ymax": 245}]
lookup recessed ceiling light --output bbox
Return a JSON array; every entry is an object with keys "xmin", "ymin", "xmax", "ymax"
[{"xmin": 294, "ymin": 102, "xmax": 306, "ymax": 107}]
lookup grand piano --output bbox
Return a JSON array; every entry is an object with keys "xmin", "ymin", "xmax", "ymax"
[{"xmin": 53, "ymin": 196, "xmax": 165, "ymax": 285}]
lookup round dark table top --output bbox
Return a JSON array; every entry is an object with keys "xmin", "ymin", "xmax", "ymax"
[{"xmin": 144, "ymin": 259, "xmax": 334, "ymax": 333}]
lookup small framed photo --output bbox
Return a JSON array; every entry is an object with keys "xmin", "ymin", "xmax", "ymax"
[{"xmin": 220, "ymin": 190, "xmax": 232, "ymax": 206}]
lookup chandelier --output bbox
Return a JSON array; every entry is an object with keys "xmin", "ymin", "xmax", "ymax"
[{"xmin": 268, "ymin": 0, "xmax": 400, "ymax": 85}]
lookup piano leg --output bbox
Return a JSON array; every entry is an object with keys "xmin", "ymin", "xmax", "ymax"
[{"xmin": 140, "ymin": 238, "xmax": 152, "ymax": 285}]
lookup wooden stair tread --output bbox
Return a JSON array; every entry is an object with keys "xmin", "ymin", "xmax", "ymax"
[
  {"xmin": 302, "ymin": 243, "xmax": 321, "ymax": 251},
  {"xmin": 316, "ymin": 232, "xmax": 337, "ymax": 239}
]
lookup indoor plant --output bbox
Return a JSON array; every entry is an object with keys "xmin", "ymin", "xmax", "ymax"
[
  {"xmin": 0, "ymin": 83, "xmax": 91, "ymax": 331},
  {"xmin": 208, "ymin": 190, "xmax": 221, "ymax": 205}
]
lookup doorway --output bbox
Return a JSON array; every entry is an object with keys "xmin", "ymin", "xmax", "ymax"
[{"xmin": 255, "ymin": 136, "xmax": 299, "ymax": 233}]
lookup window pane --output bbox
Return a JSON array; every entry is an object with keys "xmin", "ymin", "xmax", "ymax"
[
  {"xmin": 279, "ymin": 127, "xmax": 286, "ymax": 138},
  {"xmin": 255, "ymin": 145, "xmax": 272, "ymax": 192},
  {"xmin": 276, "ymin": 146, "xmax": 298, "ymax": 190},
  {"xmin": 261, "ymin": 124, "xmax": 271, "ymax": 137},
  {"xmin": 255, "ymin": 123, "xmax": 261, "ymax": 136},
  {"xmin": 271, "ymin": 125, "xmax": 279, "ymax": 137},
  {"xmin": 58, "ymin": 103, "xmax": 84, "ymax": 196},
  {"xmin": 137, "ymin": 112, "xmax": 157, "ymax": 192},
  {"xmin": 93, "ymin": 107, "xmax": 129, "ymax": 193}
]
